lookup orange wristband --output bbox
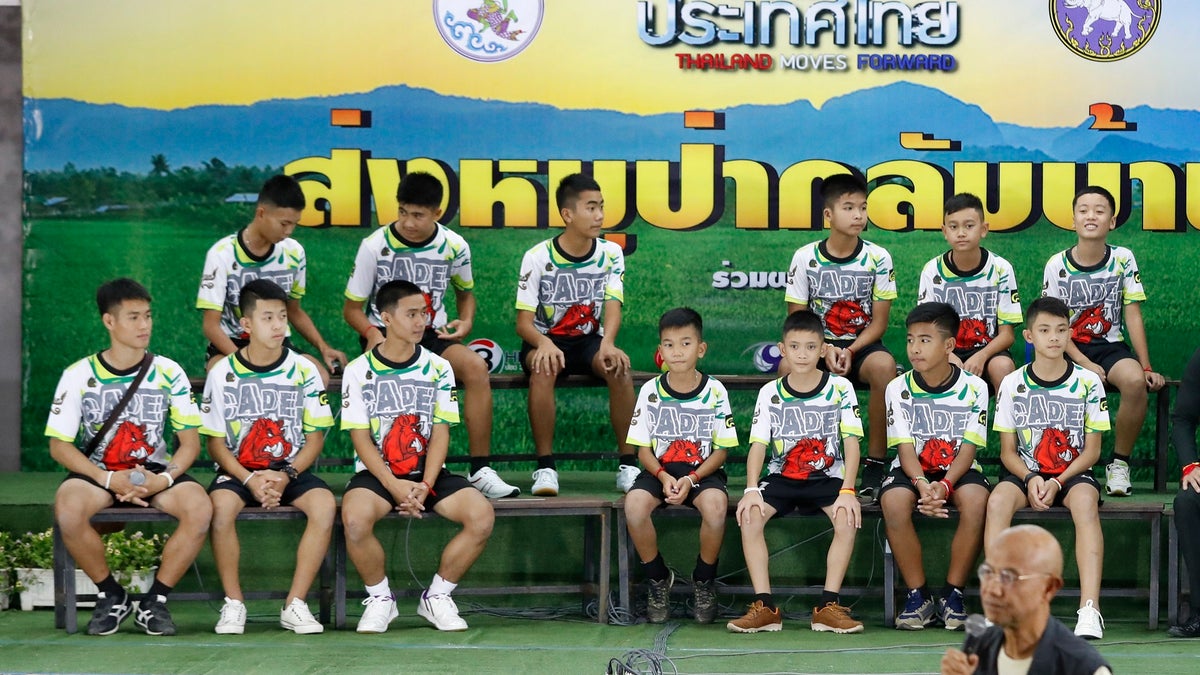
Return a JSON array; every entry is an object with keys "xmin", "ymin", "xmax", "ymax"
[{"xmin": 421, "ymin": 480, "xmax": 437, "ymax": 497}]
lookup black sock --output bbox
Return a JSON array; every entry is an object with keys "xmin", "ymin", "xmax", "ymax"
[
  {"xmin": 1111, "ymin": 454, "xmax": 1130, "ymax": 464},
  {"xmin": 141, "ymin": 578, "xmax": 173, "ymax": 603},
  {"xmin": 940, "ymin": 584, "xmax": 963, "ymax": 599},
  {"xmin": 618, "ymin": 454, "xmax": 638, "ymax": 467},
  {"xmin": 918, "ymin": 585, "xmax": 932, "ymax": 601},
  {"xmin": 753, "ymin": 592, "xmax": 775, "ymax": 610},
  {"xmin": 469, "ymin": 457, "xmax": 489, "ymax": 474},
  {"xmin": 641, "ymin": 553, "xmax": 670, "ymax": 582},
  {"xmin": 537, "ymin": 456, "xmax": 556, "ymax": 470},
  {"xmin": 693, "ymin": 556, "xmax": 718, "ymax": 583},
  {"xmin": 97, "ymin": 574, "xmax": 124, "ymax": 598},
  {"xmin": 820, "ymin": 590, "xmax": 839, "ymax": 606}
]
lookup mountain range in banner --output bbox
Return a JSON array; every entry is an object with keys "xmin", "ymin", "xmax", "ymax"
[{"xmin": 23, "ymin": 82, "xmax": 1200, "ymax": 173}]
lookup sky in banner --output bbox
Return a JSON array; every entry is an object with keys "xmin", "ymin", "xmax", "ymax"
[{"xmin": 21, "ymin": 0, "xmax": 1196, "ymax": 126}]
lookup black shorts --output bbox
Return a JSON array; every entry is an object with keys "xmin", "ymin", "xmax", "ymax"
[
  {"xmin": 208, "ymin": 468, "xmax": 331, "ymax": 505},
  {"xmin": 344, "ymin": 468, "xmax": 472, "ymax": 511},
  {"xmin": 878, "ymin": 466, "xmax": 991, "ymax": 498},
  {"xmin": 954, "ymin": 346, "xmax": 1015, "ymax": 372},
  {"xmin": 206, "ymin": 336, "xmax": 301, "ymax": 362},
  {"xmin": 822, "ymin": 339, "xmax": 892, "ymax": 387},
  {"xmin": 757, "ymin": 474, "xmax": 842, "ymax": 518},
  {"xmin": 358, "ymin": 326, "xmax": 455, "ymax": 356},
  {"xmin": 65, "ymin": 464, "xmax": 199, "ymax": 504},
  {"xmin": 520, "ymin": 334, "xmax": 602, "ymax": 377},
  {"xmin": 998, "ymin": 469, "xmax": 1102, "ymax": 507},
  {"xmin": 628, "ymin": 462, "xmax": 728, "ymax": 507},
  {"xmin": 1071, "ymin": 340, "xmax": 1136, "ymax": 374}
]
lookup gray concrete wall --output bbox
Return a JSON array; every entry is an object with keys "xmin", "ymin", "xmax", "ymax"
[{"xmin": 0, "ymin": 6, "xmax": 21, "ymax": 472}]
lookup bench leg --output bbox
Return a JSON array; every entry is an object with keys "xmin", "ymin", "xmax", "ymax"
[
  {"xmin": 598, "ymin": 508, "xmax": 611, "ymax": 625},
  {"xmin": 53, "ymin": 522, "xmax": 78, "ymax": 634},
  {"xmin": 333, "ymin": 520, "xmax": 347, "ymax": 630},
  {"xmin": 319, "ymin": 535, "xmax": 333, "ymax": 626},
  {"xmin": 1169, "ymin": 513, "xmax": 1179, "ymax": 626},
  {"xmin": 883, "ymin": 539, "xmax": 895, "ymax": 627},
  {"xmin": 1150, "ymin": 515, "xmax": 1161, "ymax": 630},
  {"xmin": 616, "ymin": 508, "xmax": 632, "ymax": 615}
]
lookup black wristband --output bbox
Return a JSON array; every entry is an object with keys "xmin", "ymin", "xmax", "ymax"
[{"xmin": 1022, "ymin": 472, "xmax": 1038, "ymax": 486}]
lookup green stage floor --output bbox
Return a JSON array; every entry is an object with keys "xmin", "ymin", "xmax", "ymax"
[{"xmin": 0, "ymin": 471, "xmax": 1196, "ymax": 674}]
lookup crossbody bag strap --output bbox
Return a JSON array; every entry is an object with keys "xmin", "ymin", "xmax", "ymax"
[{"xmin": 84, "ymin": 352, "xmax": 154, "ymax": 457}]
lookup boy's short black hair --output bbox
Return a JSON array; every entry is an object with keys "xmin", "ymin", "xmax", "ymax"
[
  {"xmin": 820, "ymin": 172, "xmax": 868, "ymax": 209},
  {"xmin": 396, "ymin": 172, "xmax": 443, "ymax": 209},
  {"xmin": 257, "ymin": 175, "xmax": 306, "ymax": 211},
  {"xmin": 906, "ymin": 302, "xmax": 960, "ymax": 340},
  {"xmin": 783, "ymin": 309, "xmax": 825, "ymax": 339},
  {"xmin": 96, "ymin": 278, "xmax": 151, "ymax": 317},
  {"xmin": 375, "ymin": 279, "xmax": 425, "ymax": 316},
  {"xmin": 556, "ymin": 173, "xmax": 602, "ymax": 212},
  {"xmin": 239, "ymin": 278, "xmax": 288, "ymax": 316},
  {"xmin": 944, "ymin": 192, "xmax": 984, "ymax": 219},
  {"xmin": 659, "ymin": 307, "xmax": 703, "ymax": 337},
  {"xmin": 1072, "ymin": 185, "xmax": 1116, "ymax": 212},
  {"xmin": 1026, "ymin": 296, "xmax": 1070, "ymax": 324}
]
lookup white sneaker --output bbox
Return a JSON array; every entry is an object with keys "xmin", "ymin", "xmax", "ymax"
[
  {"xmin": 1105, "ymin": 459, "xmax": 1132, "ymax": 496},
  {"xmin": 1074, "ymin": 600, "xmax": 1104, "ymax": 640},
  {"xmin": 531, "ymin": 468, "xmax": 559, "ymax": 496},
  {"xmin": 469, "ymin": 466, "xmax": 521, "ymax": 499},
  {"xmin": 616, "ymin": 465, "xmax": 641, "ymax": 493},
  {"xmin": 417, "ymin": 592, "xmax": 469, "ymax": 631},
  {"xmin": 356, "ymin": 594, "xmax": 399, "ymax": 633},
  {"xmin": 215, "ymin": 597, "xmax": 246, "ymax": 635},
  {"xmin": 280, "ymin": 597, "xmax": 324, "ymax": 634}
]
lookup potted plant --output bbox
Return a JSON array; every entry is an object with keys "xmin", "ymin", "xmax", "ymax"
[{"xmin": 6, "ymin": 528, "xmax": 162, "ymax": 611}]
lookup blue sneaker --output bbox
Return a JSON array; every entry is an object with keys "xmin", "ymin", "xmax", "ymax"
[
  {"xmin": 938, "ymin": 589, "xmax": 968, "ymax": 631},
  {"xmin": 895, "ymin": 589, "xmax": 935, "ymax": 630}
]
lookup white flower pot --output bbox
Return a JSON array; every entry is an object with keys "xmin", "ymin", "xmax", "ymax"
[{"xmin": 16, "ymin": 567, "xmax": 155, "ymax": 611}]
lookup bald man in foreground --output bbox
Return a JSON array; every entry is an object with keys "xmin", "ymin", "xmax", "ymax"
[{"xmin": 941, "ymin": 525, "xmax": 1112, "ymax": 675}]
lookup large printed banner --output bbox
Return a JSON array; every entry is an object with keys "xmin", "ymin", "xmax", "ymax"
[{"xmin": 21, "ymin": 1, "xmax": 1194, "ymax": 469}]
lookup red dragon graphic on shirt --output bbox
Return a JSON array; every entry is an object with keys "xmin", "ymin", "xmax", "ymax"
[
  {"xmin": 549, "ymin": 303, "xmax": 599, "ymax": 337},
  {"xmin": 782, "ymin": 438, "xmax": 831, "ymax": 480},
  {"xmin": 100, "ymin": 420, "xmax": 153, "ymax": 470},
  {"xmin": 824, "ymin": 300, "xmax": 869, "ymax": 338},
  {"xmin": 237, "ymin": 418, "xmax": 293, "ymax": 470},
  {"xmin": 421, "ymin": 292, "xmax": 436, "ymax": 326},
  {"xmin": 1071, "ymin": 306, "xmax": 1111, "ymax": 344},
  {"xmin": 919, "ymin": 438, "xmax": 957, "ymax": 473},
  {"xmin": 381, "ymin": 414, "xmax": 427, "ymax": 476},
  {"xmin": 956, "ymin": 318, "xmax": 990, "ymax": 350},
  {"xmin": 660, "ymin": 439, "xmax": 703, "ymax": 465},
  {"xmin": 1032, "ymin": 428, "xmax": 1075, "ymax": 475}
]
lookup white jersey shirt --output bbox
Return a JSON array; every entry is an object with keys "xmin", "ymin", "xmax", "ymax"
[
  {"xmin": 1042, "ymin": 245, "xmax": 1145, "ymax": 344},
  {"xmin": 784, "ymin": 239, "xmax": 897, "ymax": 340},
  {"xmin": 626, "ymin": 374, "xmax": 738, "ymax": 465},
  {"xmin": 196, "ymin": 230, "xmax": 307, "ymax": 340},
  {"xmin": 749, "ymin": 373, "xmax": 863, "ymax": 480},
  {"xmin": 885, "ymin": 367, "xmax": 988, "ymax": 473},
  {"xmin": 45, "ymin": 353, "xmax": 200, "ymax": 470},
  {"xmin": 918, "ymin": 249, "xmax": 1022, "ymax": 350},
  {"xmin": 993, "ymin": 364, "xmax": 1110, "ymax": 475},
  {"xmin": 515, "ymin": 237, "xmax": 624, "ymax": 337},
  {"xmin": 344, "ymin": 223, "xmax": 473, "ymax": 330}
]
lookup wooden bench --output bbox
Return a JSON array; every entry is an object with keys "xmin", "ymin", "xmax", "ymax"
[
  {"xmin": 53, "ymin": 506, "xmax": 332, "ymax": 635},
  {"xmin": 881, "ymin": 500, "xmax": 1166, "ymax": 629},
  {"xmin": 612, "ymin": 496, "xmax": 885, "ymax": 616},
  {"xmin": 331, "ymin": 496, "xmax": 612, "ymax": 627}
]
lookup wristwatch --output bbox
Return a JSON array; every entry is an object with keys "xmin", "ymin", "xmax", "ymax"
[{"xmin": 282, "ymin": 464, "xmax": 299, "ymax": 481}]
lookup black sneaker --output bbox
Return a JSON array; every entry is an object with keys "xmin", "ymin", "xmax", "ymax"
[
  {"xmin": 135, "ymin": 594, "xmax": 177, "ymax": 636},
  {"xmin": 692, "ymin": 579, "xmax": 717, "ymax": 624},
  {"xmin": 859, "ymin": 460, "xmax": 887, "ymax": 504},
  {"xmin": 86, "ymin": 590, "xmax": 132, "ymax": 636},
  {"xmin": 1168, "ymin": 614, "xmax": 1200, "ymax": 638},
  {"xmin": 645, "ymin": 570, "xmax": 675, "ymax": 623}
]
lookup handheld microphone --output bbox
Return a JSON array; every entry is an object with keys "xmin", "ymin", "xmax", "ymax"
[
  {"xmin": 962, "ymin": 613, "xmax": 989, "ymax": 656},
  {"xmin": 129, "ymin": 470, "xmax": 146, "ymax": 486}
]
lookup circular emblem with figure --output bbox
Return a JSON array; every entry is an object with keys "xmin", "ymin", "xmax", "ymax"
[
  {"xmin": 1050, "ymin": 0, "xmax": 1160, "ymax": 62},
  {"xmin": 435, "ymin": 0, "xmax": 543, "ymax": 63},
  {"xmin": 744, "ymin": 342, "xmax": 782, "ymax": 374}
]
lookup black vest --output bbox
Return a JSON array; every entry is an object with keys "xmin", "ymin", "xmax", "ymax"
[{"xmin": 972, "ymin": 617, "xmax": 1112, "ymax": 675}]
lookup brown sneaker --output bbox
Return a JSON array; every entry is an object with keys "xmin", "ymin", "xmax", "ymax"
[
  {"xmin": 811, "ymin": 602, "xmax": 864, "ymax": 633},
  {"xmin": 726, "ymin": 600, "xmax": 782, "ymax": 633}
]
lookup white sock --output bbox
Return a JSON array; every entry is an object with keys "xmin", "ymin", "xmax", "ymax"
[
  {"xmin": 366, "ymin": 578, "xmax": 391, "ymax": 598},
  {"xmin": 428, "ymin": 574, "xmax": 457, "ymax": 597}
]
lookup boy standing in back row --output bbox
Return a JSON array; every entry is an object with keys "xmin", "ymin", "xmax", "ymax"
[
  {"xmin": 343, "ymin": 172, "xmax": 518, "ymax": 499},
  {"xmin": 197, "ymin": 175, "xmax": 346, "ymax": 384},
  {"xmin": 516, "ymin": 173, "xmax": 637, "ymax": 496},
  {"xmin": 918, "ymin": 193, "xmax": 1021, "ymax": 391},
  {"xmin": 1043, "ymin": 185, "xmax": 1164, "ymax": 497},
  {"xmin": 784, "ymin": 172, "xmax": 897, "ymax": 502}
]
